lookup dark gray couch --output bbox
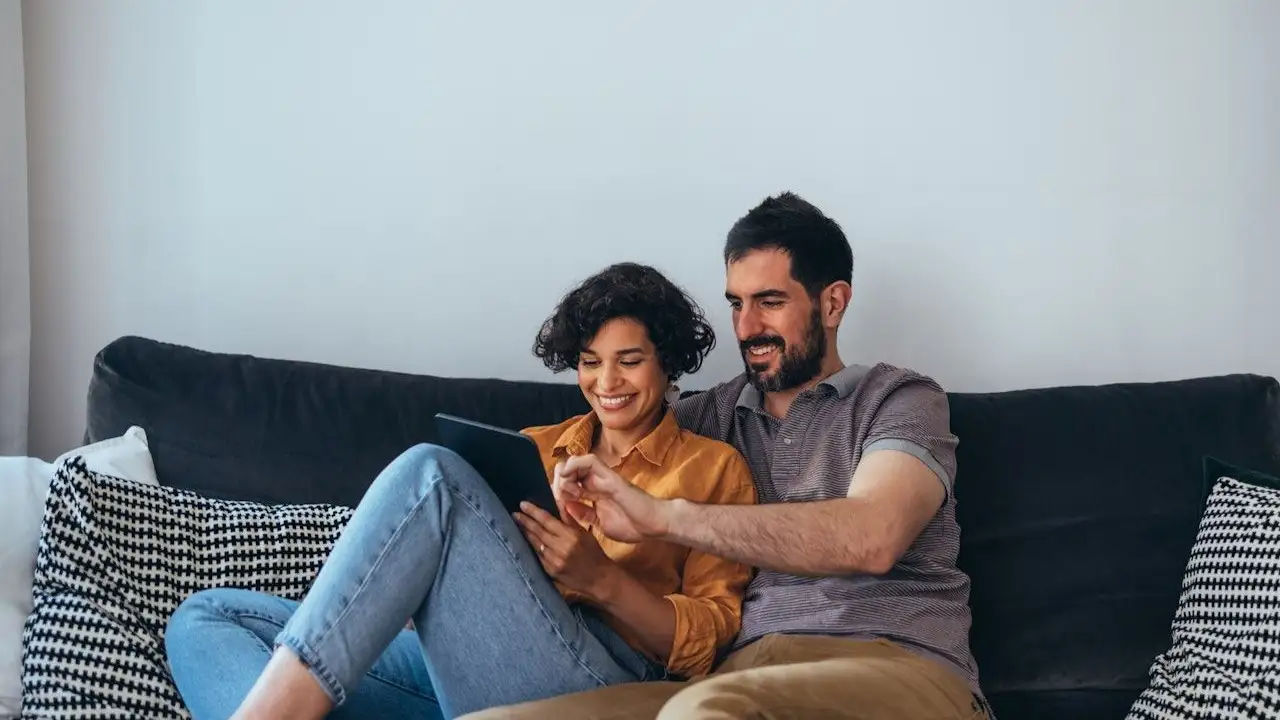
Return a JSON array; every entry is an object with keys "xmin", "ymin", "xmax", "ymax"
[{"xmin": 82, "ymin": 335, "xmax": 1280, "ymax": 719}]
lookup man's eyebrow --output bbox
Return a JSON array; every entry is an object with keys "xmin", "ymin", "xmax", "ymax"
[{"xmin": 725, "ymin": 289, "xmax": 790, "ymax": 301}]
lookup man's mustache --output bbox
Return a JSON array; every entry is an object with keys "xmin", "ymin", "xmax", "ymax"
[{"xmin": 740, "ymin": 336, "xmax": 785, "ymax": 353}]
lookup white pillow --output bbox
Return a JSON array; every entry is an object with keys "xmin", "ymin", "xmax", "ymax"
[{"xmin": 0, "ymin": 427, "xmax": 159, "ymax": 718}]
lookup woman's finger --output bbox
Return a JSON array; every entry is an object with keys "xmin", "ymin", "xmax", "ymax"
[
  {"xmin": 519, "ymin": 502, "xmax": 576, "ymax": 542},
  {"xmin": 517, "ymin": 511, "xmax": 580, "ymax": 561},
  {"xmin": 513, "ymin": 512, "xmax": 555, "ymax": 555}
]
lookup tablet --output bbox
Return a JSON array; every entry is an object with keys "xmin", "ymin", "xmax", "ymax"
[{"xmin": 433, "ymin": 413, "xmax": 560, "ymax": 516}]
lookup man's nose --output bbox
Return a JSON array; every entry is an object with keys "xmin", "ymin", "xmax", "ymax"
[{"xmin": 736, "ymin": 307, "xmax": 763, "ymax": 340}]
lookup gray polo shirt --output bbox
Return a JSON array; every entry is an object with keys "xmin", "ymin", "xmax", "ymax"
[{"xmin": 672, "ymin": 363, "xmax": 983, "ymax": 701}]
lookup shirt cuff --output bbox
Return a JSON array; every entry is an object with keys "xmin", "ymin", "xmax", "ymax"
[
  {"xmin": 863, "ymin": 438, "xmax": 952, "ymax": 498},
  {"xmin": 662, "ymin": 594, "xmax": 723, "ymax": 678}
]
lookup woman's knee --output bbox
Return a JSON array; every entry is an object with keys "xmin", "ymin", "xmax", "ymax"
[
  {"xmin": 166, "ymin": 589, "xmax": 254, "ymax": 674},
  {"xmin": 167, "ymin": 589, "xmax": 295, "ymax": 651},
  {"xmin": 168, "ymin": 588, "xmax": 237, "ymax": 638},
  {"xmin": 382, "ymin": 443, "xmax": 482, "ymax": 496}
]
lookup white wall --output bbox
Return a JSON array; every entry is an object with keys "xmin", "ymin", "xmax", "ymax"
[
  {"xmin": 21, "ymin": 0, "xmax": 1280, "ymax": 459},
  {"xmin": 0, "ymin": 0, "xmax": 29, "ymax": 455}
]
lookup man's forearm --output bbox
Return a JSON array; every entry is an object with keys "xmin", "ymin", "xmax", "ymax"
[{"xmin": 662, "ymin": 497, "xmax": 896, "ymax": 576}]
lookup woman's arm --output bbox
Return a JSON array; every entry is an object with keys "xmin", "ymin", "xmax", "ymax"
[
  {"xmin": 518, "ymin": 450, "xmax": 757, "ymax": 676},
  {"xmin": 513, "ymin": 505, "xmax": 674, "ymax": 662},
  {"xmin": 583, "ymin": 564, "xmax": 676, "ymax": 662},
  {"xmin": 590, "ymin": 452, "xmax": 758, "ymax": 677}
]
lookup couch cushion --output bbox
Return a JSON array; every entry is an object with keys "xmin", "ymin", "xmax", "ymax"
[
  {"xmin": 85, "ymin": 336, "xmax": 589, "ymax": 507},
  {"xmin": 950, "ymin": 374, "xmax": 1280, "ymax": 720},
  {"xmin": 1127, "ymin": 470, "xmax": 1280, "ymax": 719},
  {"xmin": 20, "ymin": 457, "xmax": 351, "ymax": 719}
]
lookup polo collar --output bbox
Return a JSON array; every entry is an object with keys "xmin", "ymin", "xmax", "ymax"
[{"xmin": 734, "ymin": 364, "xmax": 870, "ymax": 409}]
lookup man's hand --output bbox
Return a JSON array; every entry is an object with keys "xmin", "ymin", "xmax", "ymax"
[
  {"xmin": 514, "ymin": 502, "xmax": 618, "ymax": 601},
  {"xmin": 553, "ymin": 454, "xmax": 670, "ymax": 543}
]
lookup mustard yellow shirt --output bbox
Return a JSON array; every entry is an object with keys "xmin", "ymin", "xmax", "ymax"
[{"xmin": 521, "ymin": 408, "xmax": 757, "ymax": 678}]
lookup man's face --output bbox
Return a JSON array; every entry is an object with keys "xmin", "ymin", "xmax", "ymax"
[{"xmin": 725, "ymin": 249, "xmax": 826, "ymax": 393}]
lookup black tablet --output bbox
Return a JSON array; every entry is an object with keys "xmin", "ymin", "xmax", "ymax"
[{"xmin": 433, "ymin": 413, "xmax": 560, "ymax": 516}]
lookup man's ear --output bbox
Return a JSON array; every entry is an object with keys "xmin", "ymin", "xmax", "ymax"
[{"xmin": 822, "ymin": 282, "xmax": 853, "ymax": 326}]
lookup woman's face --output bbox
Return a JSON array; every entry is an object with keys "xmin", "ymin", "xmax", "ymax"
[{"xmin": 577, "ymin": 317, "xmax": 668, "ymax": 436}]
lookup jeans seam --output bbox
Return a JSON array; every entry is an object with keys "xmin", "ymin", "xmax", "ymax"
[
  {"xmin": 445, "ymin": 482, "xmax": 614, "ymax": 688},
  {"xmin": 303, "ymin": 465, "xmax": 443, "ymax": 697}
]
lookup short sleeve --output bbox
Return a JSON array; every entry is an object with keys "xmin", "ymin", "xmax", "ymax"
[{"xmin": 863, "ymin": 377, "xmax": 959, "ymax": 497}]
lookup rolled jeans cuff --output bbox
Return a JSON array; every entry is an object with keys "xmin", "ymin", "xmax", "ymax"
[{"xmin": 275, "ymin": 630, "xmax": 349, "ymax": 705}]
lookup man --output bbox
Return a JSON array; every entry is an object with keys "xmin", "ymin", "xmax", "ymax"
[{"xmin": 470, "ymin": 192, "xmax": 987, "ymax": 719}]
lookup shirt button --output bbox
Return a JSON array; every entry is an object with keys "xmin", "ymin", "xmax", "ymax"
[{"xmin": 783, "ymin": 437, "xmax": 792, "ymax": 445}]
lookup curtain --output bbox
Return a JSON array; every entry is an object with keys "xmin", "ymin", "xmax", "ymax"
[{"xmin": 0, "ymin": 0, "xmax": 30, "ymax": 455}]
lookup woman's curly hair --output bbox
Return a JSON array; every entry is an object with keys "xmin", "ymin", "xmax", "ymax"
[{"xmin": 532, "ymin": 262, "xmax": 716, "ymax": 382}]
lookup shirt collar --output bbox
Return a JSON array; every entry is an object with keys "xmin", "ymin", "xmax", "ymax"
[
  {"xmin": 551, "ymin": 406, "xmax": 681, "ymax": 467},
  {"xmin": 734, "ymin": 364, "xmax": 870, "ymax": 409}
]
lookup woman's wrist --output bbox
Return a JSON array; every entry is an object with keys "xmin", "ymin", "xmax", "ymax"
[{"xmin": 586, "ymin": 560, "xmax": 631, "ymax": 607}]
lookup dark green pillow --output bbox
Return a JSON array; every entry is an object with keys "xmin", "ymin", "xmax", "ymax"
[{"xmin": 1203, "ymin": 455, "xmax": 1280, "ymax": 495}]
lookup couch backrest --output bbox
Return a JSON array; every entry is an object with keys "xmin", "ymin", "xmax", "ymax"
[
  {"xmin": 948, "ymin": 375, "xmax": 1280, "ymax": 719},
  {"xmin": 86, "ymin": 335, "xmax": 589, "ymax": 507},
  {"xmin": 84, "ymin": 335, "xmax": 1280, "ymax": 719}
]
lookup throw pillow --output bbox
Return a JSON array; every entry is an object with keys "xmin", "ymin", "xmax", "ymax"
[
  {"xmin": 1127, "ymin": 461, "xmax": 1280, "ymax": 719},
  {"xmin": 0, "ymin": 426, "xmax": 159, "ymax": 719},
  {"xmin": 20, "ymin": 457, "xmax": 352, "ymax": 719}
]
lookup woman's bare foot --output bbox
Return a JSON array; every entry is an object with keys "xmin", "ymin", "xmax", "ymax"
[{"xmin": 230, "ymin": 647, "xmax": 335, "ymax": 720}]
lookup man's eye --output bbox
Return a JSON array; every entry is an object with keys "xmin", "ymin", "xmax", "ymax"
[{"xmin": 761, "ymin": 300, "xmax": 783, "ymax": 309}]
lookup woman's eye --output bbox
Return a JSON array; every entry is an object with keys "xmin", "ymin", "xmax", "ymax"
[
  {"xmin": 580, "ymin": 359, "xmax": 600, "ymax": 368},
  {"xmin": 620, "ymin": 360, "xmax": 642, "ymax": 367}
]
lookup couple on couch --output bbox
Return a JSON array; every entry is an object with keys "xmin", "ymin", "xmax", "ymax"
[{"xmin": 164, "ymin": 192, "xmax": 989, "ymax": 720}]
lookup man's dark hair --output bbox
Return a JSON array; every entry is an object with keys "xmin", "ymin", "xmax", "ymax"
[
  {"xmin": 724, "ymin": 191, "xmax": 853, "ymax": 297},
  {"xmin": 532, "ymin": 262, "xmax": 716, "ymax": 381}
]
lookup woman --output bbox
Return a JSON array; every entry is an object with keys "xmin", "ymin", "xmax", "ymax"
[{"xmin": 164, "ymin": 262, "xmax": 757, "ymax": 720}]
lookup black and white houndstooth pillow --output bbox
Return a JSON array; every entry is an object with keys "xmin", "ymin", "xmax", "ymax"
[
  {"xmin": 1128, "ymin": 475, "xmax": 1280, "ymax": 719},
  {"xmin": 20, "ymin": 457, "xmax": 353, "ymax": 719}
]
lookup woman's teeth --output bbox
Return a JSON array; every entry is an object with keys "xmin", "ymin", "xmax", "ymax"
[{"xmin": 598, "ymin": 394, "xmax": 635, "ymax": 410}]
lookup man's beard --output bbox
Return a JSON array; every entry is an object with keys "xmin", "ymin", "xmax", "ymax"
[{"xmin": 740, "ymin": 308, "xmax": 826, "ymax": 393}]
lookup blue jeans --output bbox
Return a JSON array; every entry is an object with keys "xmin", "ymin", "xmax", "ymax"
[{"xmin": 165, "ymin": 444, "xmax": 665, "ymax": 720}]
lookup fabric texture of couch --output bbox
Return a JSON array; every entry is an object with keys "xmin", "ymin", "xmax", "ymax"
[{"xmin": 74, "ymin": 335, "xmax": 1280, "ymax": 719}]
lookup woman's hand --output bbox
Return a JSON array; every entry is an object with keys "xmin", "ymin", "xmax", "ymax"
[
  {"xmin": 554, "ymin": 454, "xmax": 670, "ymax": 543},
  {"xmin": 514, "ymin": 501, "xmax": 619, "ymax": 602}
]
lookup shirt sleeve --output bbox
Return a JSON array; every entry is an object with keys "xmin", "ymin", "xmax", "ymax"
[
  {"xmin": 661, "ymin": 451, "xmax": 757, "ymax": 678},
  {"xmin": 862, "ymin": 374, "xmax": 959, "ymax": 497}
]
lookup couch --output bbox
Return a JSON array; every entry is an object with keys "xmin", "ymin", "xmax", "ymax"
[{"xmin": 75, "ymin": 335, "xmax": 1280, "ymax": 719}]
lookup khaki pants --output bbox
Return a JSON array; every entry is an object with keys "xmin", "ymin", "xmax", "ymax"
[{"xmin": 462, "ymin": 634, "xmax": 987, "ymax": 720}]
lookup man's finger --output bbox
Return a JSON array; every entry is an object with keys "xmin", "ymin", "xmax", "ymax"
[
  {"xmin": 560, "ymin": 453, "xmax": 601, "ymax": 478},
  {"xmin": 565, "ymin": 500, "xmax": 597, "ymax": 526}
]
